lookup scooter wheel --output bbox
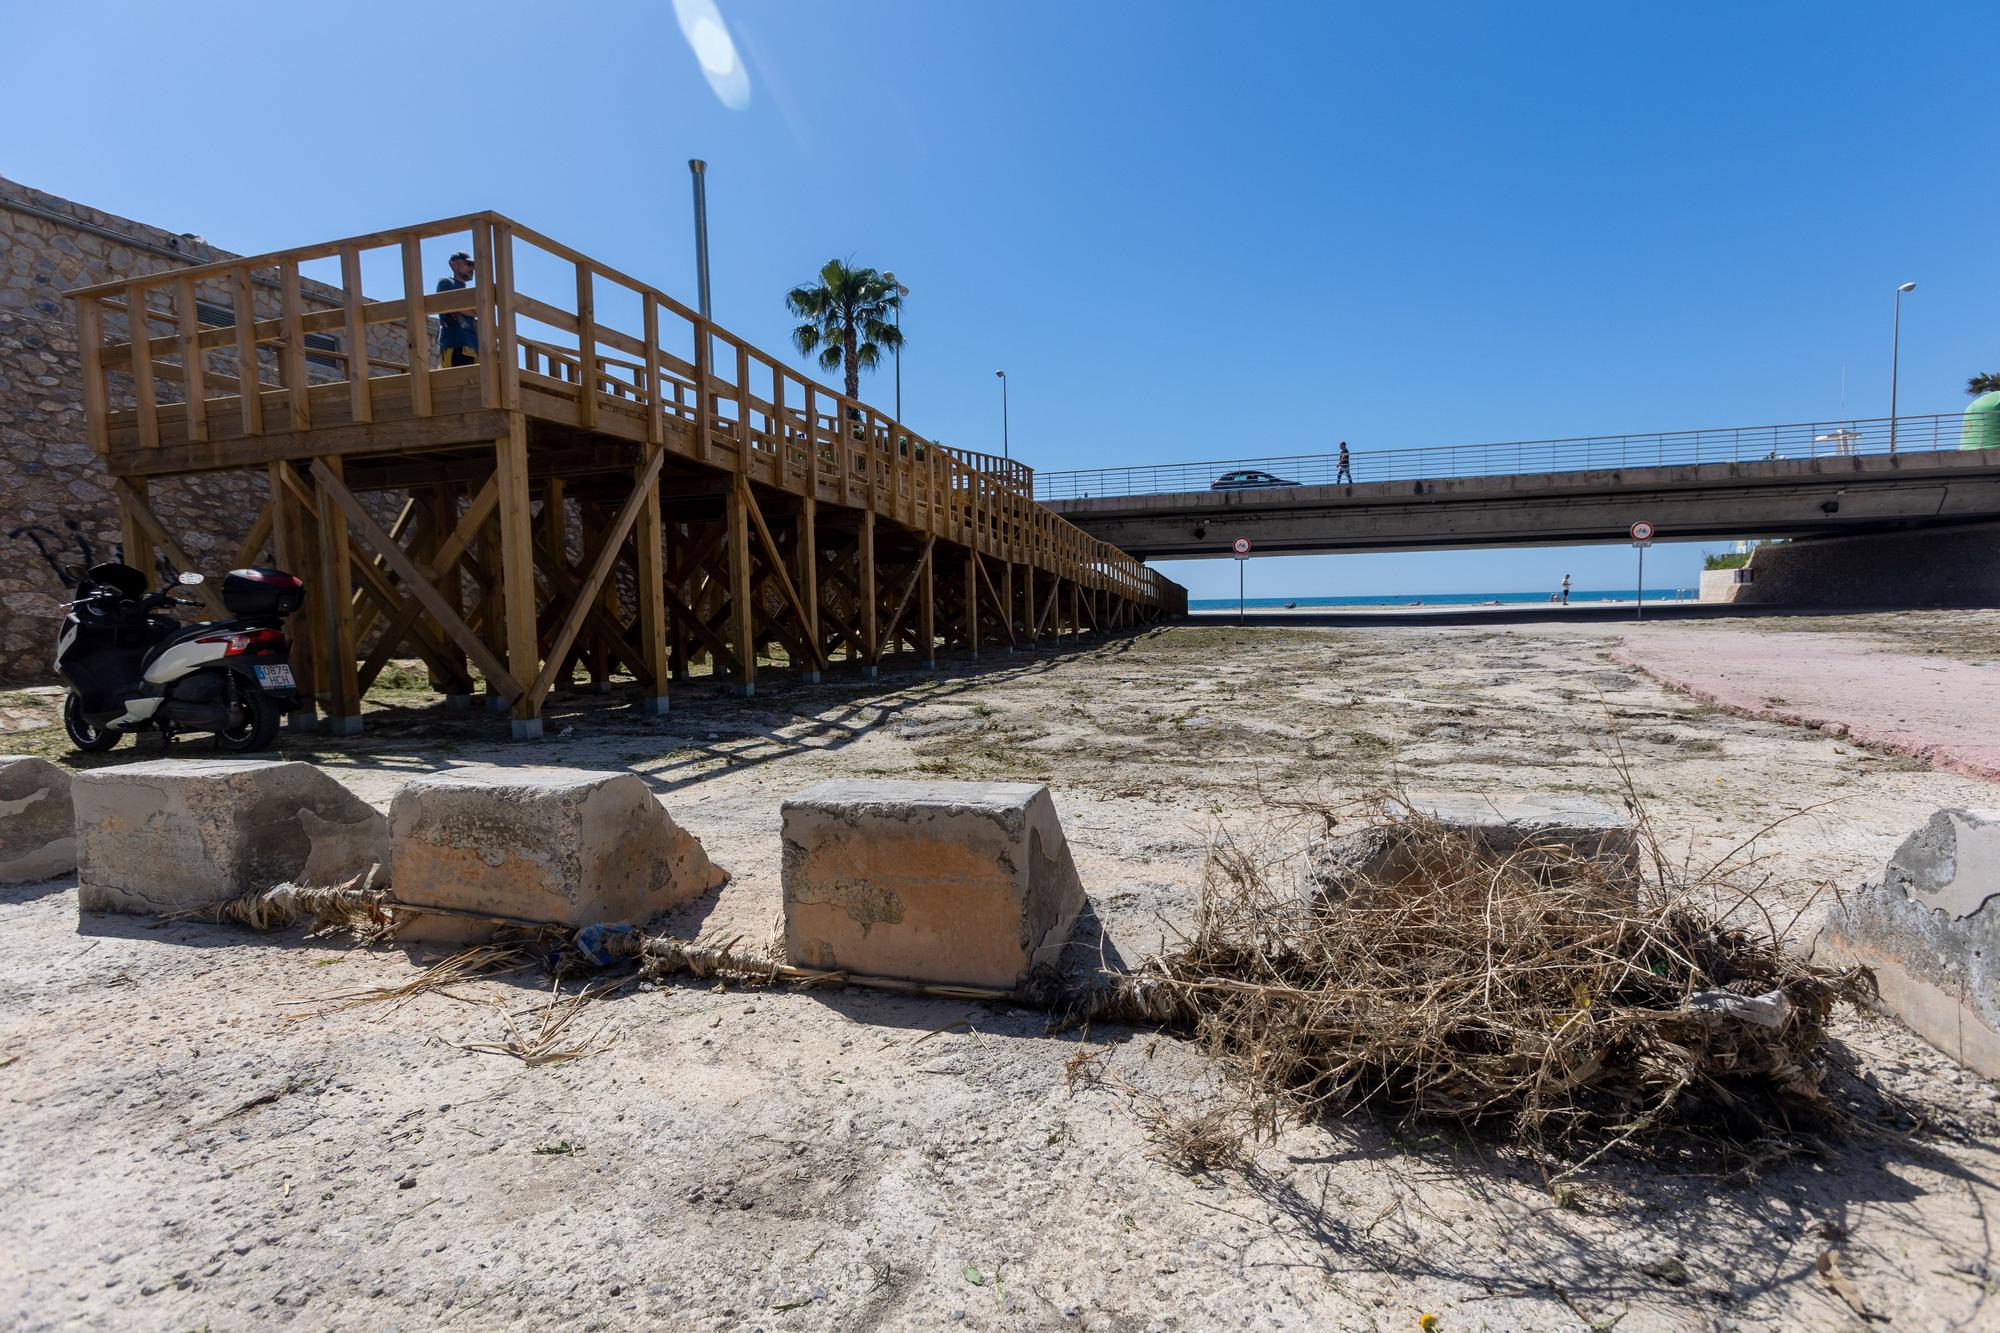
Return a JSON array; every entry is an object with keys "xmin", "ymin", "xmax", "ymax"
[
  {"xmin": 213, "ymin": 687, "xmax": 280, "ymax": 754},
  {"xmin": 62, "ymin": 693, "xmax": 120, "ymax": 753}
]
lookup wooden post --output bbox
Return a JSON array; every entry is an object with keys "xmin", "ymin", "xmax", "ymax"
[
  {"xmin": 340, "ymin": 246, "xmax": 372, "ymax": 424},
  {"xmin": 401, "ymin": 236, "xmax": 433, "ymax": 416},
  {"xmin": 117, "ymin": 475, "xmax": 155, "ymax": 587},
  {"xmin": 965, "ymin": 549, "xmax": 979, "ymax": 659},
  {"xmin": 427, "ymin": 483, "xmax": 471, "ymax": 708},
  {"xmin": 796, "ymin": 494, "xmax": 820, "ymax": 683},
  {"xmin": 268, "ymin": 461, "xmax": 319, "ymax": 730},
  {"xmin": 725, "ymin": 478, "xmax": 756, "ymax": 696},
  {"xmin": 495, "ymin": 415, "xmax": 543, "ymax": 738},
  {"xmin": 859, "ymin": 505, "xmax": 878, "ymax": 677},
  {"xmin": 1023, "ymin": 559, "xmax": 1037, "ymax": 647},
  {"xmin": 232, "ymin": 268, "xmax": 264, "ymax": 436},
  {"xmin": 668, "ymin": 521, "xmax": 690, "ymax": 683},
  {"xmin": 1001, "ymin": 559, "xmax": 1015, "ymax": 654},
  {"xmin": 127, "ymin": 285, "xmax": 158, "ymax": 450},
  {"xmin": 175, "ymin": 276, "xmax": 207, "ymax": 443},
  {"xmin": 918, "ymin": 544, "xmax": 936, "ymax": 669},
  {"xmin": 541, "ymin": 478, "xmax": 570, "ymax": 693},
  {"xmin": 635, "ymin": 453, "xmax": 669, "ymax": 713},
  {"xmin": 313, "ymin": 457, "xmax": 363, "ymax": 734}
]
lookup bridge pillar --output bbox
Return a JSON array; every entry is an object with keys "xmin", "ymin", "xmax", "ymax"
[{"xmin": 1724, "ymin": 521, "xmax": 2000, "ymax": 609}]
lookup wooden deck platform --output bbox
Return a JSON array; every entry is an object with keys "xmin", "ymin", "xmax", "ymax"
[{"xmin": 70, "ymin": 212, "xmax": 1185, "ymax": 734}]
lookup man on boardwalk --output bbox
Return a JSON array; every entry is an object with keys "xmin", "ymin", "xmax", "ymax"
[
  {"xmin": 435, "ymin": 250, "xmax": 478, "ymax": 367},
  {"xmin": 1336, "ymin": 441, "xmax": 1352, "ymax": 484}
]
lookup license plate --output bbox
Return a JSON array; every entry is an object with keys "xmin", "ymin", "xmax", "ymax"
[{"xmin": 254, "ymin": 664, "xmax": 296, "ymax": 690}]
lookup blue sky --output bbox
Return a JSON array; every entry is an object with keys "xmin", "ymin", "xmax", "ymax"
[{"xmin": 11, "ymin": 2, "xmax": 1994, "ymax": 598}]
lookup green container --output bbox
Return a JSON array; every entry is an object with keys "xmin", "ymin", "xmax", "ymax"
[{"xmin": 1964, "ymin": 391, "xmax": 2000, "ymax": 450}]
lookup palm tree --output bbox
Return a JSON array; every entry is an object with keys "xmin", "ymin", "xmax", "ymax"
[
  {"xmin": 1970, "ymin": 372, "xmax": 2000, "ymax": 396},
  {"xmin": 785, "ymin": 260, "xmax": 903, "ymax": 404}
]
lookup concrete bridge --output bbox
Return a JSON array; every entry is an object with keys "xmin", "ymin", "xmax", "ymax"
[{"xmin": 1039, "ymin": 414, "xmax": 2000, "ymax": 558}]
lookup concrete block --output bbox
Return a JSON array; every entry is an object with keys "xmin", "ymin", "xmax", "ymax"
[
  {"xmin": 73, "ymin": 758, "xmax": 387, "ymax": 915},
  {"xmin": 781, "ymin": 779, "xmax": 1084, "ymax": 989},
  {"xmin": 389, "ymin": 765, "xmax": 725, "ymax": 942},
  {"xmin": 0, "ymin": 756, "xmax": 76, "ymax": 884},
  {"xmin": 1312, "ymin": 794, "xmax": 1638, "ymax": 895},
  {"xmin": 1816, "ymin": 808, "xmax": 2000, "ymax": 1079}
]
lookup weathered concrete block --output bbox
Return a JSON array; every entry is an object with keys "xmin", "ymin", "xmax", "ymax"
[
  {"xmin": 1312, "ymin": 794, "xmax": 1638, "ymax": 895},
  {"xmin": 389, "ymin": 765, "xmax": 725, "ymax": 942},
  {"xmin": 1816, "ymin": 808, "xmax": 2000, "ymax": 1079},
  {"xmin": 73, "ymin": 758, "xmax": 387, "ymax": 915},
  {"xmin": 0, "ymin": 756, "xmax": 76, "ymax": 883},
  {"xmin": 781, "ymin": 779, "xmax": 1084, "ymax": 989}
]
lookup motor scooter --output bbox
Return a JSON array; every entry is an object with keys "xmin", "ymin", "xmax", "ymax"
[{"xmin": 54, "ymin": 561, "xmax": 305, "ymax": 754}]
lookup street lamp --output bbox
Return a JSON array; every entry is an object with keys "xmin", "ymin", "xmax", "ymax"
[
  {"xmin": 994, "ymin": 369, "xmax": 1009, "ymax": 461},
  {"xmin": 1890, "ymin": 281, "xmax": 1916, "ymax": 454},
  {"xmin": 688, "ymin": 160, "xmax": 712, "ymax": 321},
  {"xmin": 884, "ymin": 271, "xmax": 909, "ymax": 421}
]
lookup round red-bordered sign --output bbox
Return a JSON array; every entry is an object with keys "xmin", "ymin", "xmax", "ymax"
[
  {"xmin": 1629, "ymin": 520, "xmax": 1655, "ymax": 542},
  {"xmin": 1232, "ymin": 537, "xmax": 1252, "ymax": 555}
]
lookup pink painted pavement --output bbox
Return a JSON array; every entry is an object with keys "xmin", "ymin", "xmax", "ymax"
[{"xmin": 1613, "ymin": 629, "xmax": 2000, "ymax": 783}]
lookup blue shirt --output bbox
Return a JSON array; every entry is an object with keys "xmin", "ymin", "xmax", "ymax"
[{"xmin": 436, "ymin": 276, "xmax": 477, "ymax": 351}]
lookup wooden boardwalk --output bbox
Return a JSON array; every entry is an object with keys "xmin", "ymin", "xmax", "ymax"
[{"xmin": 70, "ymin": 212, "xmax": 1185, "ymax": 735}]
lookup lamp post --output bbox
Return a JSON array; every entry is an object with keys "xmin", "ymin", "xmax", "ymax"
[
  {"xmin": 994, "ymin": 369, "xmax": 1009, "ymax": 461},
  {"xmin": 688, "ymin": 160, "xmax": 712, "ymax": 320},
  {"xmin": 1890, "ymin": 281, "xmax": 1915, "ymax": 454},
  {"xmin": 885, "ymin": 272, "xmax": 908, "ymax": 421}
]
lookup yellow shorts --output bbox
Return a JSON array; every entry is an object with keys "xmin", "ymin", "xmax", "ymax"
[{"xmin": 440, "ymin": 345, "xmax": 478, "ymax": 367}]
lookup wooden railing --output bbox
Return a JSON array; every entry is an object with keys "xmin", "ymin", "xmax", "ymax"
[{"xmin": 71, "ymin": 211, "xmax": 1176, "ymax": 610}]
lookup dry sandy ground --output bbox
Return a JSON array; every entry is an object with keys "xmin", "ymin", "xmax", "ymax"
[{"xmin": 4, "ymin": 615, "xmax": 2000, "ymax": 1332}]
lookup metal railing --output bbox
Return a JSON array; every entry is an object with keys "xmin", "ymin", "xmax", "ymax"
[{"xmin": 1035, "ymin": 413, "xmax": 1985, "ymax": 501}]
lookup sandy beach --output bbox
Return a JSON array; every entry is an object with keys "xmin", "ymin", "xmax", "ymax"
[{"xmin": 5, "ymin": 613, "xmax": 1999, "ymax": 1331}]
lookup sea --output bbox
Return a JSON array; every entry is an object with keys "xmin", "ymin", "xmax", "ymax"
[{"xmin": 1188, "ymin": 589, "xmax": 1696, "ymax": 610}]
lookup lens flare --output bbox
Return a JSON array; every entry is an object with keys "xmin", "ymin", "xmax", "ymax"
[{"xmin": 672, "ymin": 0, "xmax": 751, "ymax": 110}]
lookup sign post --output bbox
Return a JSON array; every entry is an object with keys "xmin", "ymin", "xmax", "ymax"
[
  {"xmin": 1629, "ymin": 520, "xmax": 1655, "ymax": 621},
  {"xmin": 1232, "ymin": 537, "xmax": 1251, "ymax": 621}
]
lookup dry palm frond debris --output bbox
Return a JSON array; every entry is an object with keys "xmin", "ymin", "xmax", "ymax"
[
  {"xmin": 1061, "ymin": 800, "xmax": 1877, "ymax": 1163},
  {"xmin": 454, "ymin": 975, "xmax": 624, "ymax": 1067}
]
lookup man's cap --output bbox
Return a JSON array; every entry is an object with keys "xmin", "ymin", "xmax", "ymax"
[{"xmin": 449, "ymin": 250, "xmax": 474, "ymax": 264}]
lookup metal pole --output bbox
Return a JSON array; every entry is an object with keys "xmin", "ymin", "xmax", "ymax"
[
  {"xmin": 1635, "ymin": 544, "xmax": 1645, "ymax": 623},
  {"xmin": 1238, "ymin": 557, "xmax": 1245, "ymax": 623},
  {"xmin": 894, "ymin": 306, "xmax": 902, "ymax": 421},
  {"xmin": 688, "ymin": 160, "xmax": 712, "ymax": 320}
]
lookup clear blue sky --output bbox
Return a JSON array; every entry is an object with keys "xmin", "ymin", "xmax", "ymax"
[{"xmin": 12, "ymin": 2, "xmax": 1993, "ymax": 598}]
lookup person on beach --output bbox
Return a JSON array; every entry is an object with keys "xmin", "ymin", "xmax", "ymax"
[
  {"xmin": 1561, "ymin": 574, "xmax": 1571, "ymax": 605},
  {"xmin": 1336, "ymin": 441, "xmax": 1352, "ymax": 484},
  {"xmin": 435, "ymin": 250, "xmax": 478, "ymax": 367}
]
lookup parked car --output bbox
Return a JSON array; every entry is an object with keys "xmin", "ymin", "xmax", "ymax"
[{"xmin": 1209, "ymin": 469, "xmax": 1301, "ymax": 491}]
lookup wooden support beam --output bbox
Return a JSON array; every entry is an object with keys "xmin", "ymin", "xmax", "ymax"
[
  {"xmin": 738, "ymin": 477, "xmax": 827, "ymax": 672},
  {"xmin": 311, "ymin": 458, "xmax": 523, "ymax": 711},
  {"xmin": 231, "ymin": 500, "xmax": 275, "ymax": 570},
  {"xmin": 127, "ymin": 285, "xmax": 158, "ymax": 449},
  {"xmin": 724, "ymin": 477, "xmax": 756, "ymax": 694},
  {"xmin": 175, "ymin": 276, "xmax": 207, "ymax": 443},
  {"xmin": 267, "ymin": 462, "xmax": 318, "ymax": 720},
  {"xmin": 525, "ymin": 444, "xmax": 668, "ymax": 709},
  {"xmin": 401, "ymin": 235, "xmax": 433, "ymax": 417},
  {"xmin": 634, "ymin": 454, "xmax": 668, "ymax": 711},
  {"xmin": 1023, "ymin": 561, "xmax": 1036, "ymax": 645},
  {"xmin": 917, "ymin": 540, "xmax": 936, "ymax": 668},
  {"xmin": 280, "ymin": 261, "xmax": 310, "ymax": 432},
  {"xmin": 972, "ymin": 551, "xmax": 1017, "ymax": 649},
  {"xmin": 354, "ymin": 475, "xmax": 497, "ymax": 693},
  {"xmin": 964, "ymin": 548, "xmax": 979, "ymax": 657},
  {"xmin": 493, "ymin": 417, "xmax": 541, "ymax": 732},
  {"xmin": 796, "ymin": 494, "xmax": 818, "ymax": 679},
  {"xmin": 876, "ymin": 536, "xmax": 936, "ymax": 657},
  {"xmin": 859, "ymin": 505, "xmax": 878, "ymax": 672},
  {"xmin": 1035, "ymin": 575, "xmax": 1060, "ymax": 639},
  {"xmin": 116, "ymin": 475, "xmax": 154, "ymax": 587},
  {"xmin": 303, "ymin": 461, "xmax": 362, "ymax": 731}
]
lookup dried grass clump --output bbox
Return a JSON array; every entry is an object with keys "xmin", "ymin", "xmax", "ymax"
[{"xmin": 1122, "ymin": 800, "xmax": 1873, "ymax": 1162}]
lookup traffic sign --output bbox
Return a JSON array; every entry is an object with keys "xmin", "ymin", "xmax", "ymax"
[
  {"xmin": 1232, "ymin": 537, "xmax": 1252, "ymax": 555},
  {"xmin": 1629, "ymin": 520, "xmax": 1655, "ymax": 542}
]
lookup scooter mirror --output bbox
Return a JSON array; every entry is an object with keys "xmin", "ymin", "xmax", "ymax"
[{"xmin": 177, "ymin": 571, "xmax": 205, "ymax": 586}]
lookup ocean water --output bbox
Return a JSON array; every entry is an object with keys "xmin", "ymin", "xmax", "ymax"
[{"xmin": 1188, "ymin": 590, "xmax": 1696, "ymax": 610}]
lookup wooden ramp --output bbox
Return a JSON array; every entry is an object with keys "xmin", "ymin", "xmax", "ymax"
[{"xmin": 70, "ymin": 212, "xmax": 1186, "ymax": 735}]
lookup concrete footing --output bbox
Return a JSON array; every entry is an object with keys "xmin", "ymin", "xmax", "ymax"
[
  {"xmin": 1817, "ymin": 807, "xmax": 2000, "ymax": 1079},
  {"xmin": 1311, "ymin": 794, "xmax": 1638, "ymax": 895},
  {"xmin": 637, "ymin": 695, "xmax": 671, "ymax": 716},
  {"xmin": 781, "ymin": 779, "xmax": 1084, "ymax": 989},
  {"xmin": 324, "ymin": 714, "xmax": 364, "ymax": 736},
  {"xmin": 73, "ymin": 758, "xmax": 389, "ymax": 916},
  {"xmin": 510, "ymin": 717, "xmax": 544, "ymax": 741},
  {"xmin": 389, "ymin": 765, "xmax": 727, "ymax": 943},
  {"xmin": 0, "ymin": 756, "xmax": 76, "ymax": 884}
]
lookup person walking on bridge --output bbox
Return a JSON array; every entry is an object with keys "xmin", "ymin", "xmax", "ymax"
[
  {"xmin": 1336, "ymin": 440, "xmax": 1352, "ymax": 485},
  {"xmin": 435, "ymin": 250, "xmax": 478, "ymax": 368}
]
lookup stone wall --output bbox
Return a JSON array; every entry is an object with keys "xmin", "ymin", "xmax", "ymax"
[
  {"xmin": 0, "ymin": 176, "xmax": 421, "ymax": 683},
  {"xmin": 1728, "ymin": 522, "xmax": 2000, "ymax": 609}
]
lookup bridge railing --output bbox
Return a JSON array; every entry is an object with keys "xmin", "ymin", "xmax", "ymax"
[{"xmin": 1034, "ymin": 412, "xmax": 1981, "ymax": 501}]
